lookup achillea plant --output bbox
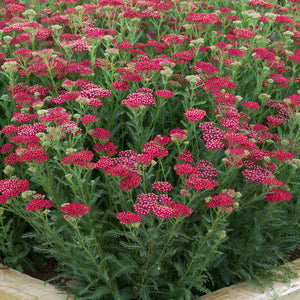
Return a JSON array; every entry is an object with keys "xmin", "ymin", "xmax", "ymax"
[{"xmin": 0, "ymin": 0, "xmax": 300, "ymax": 299}]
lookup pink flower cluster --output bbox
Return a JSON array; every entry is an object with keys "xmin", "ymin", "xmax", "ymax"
[
  {"xmin": 154, "ymin": 89, "xmax": 175, "ymax": 98},
  {"xmin": 265, "ymin": 188, "xmax": 293, "ymax": 202},
  {"xmin": 121, "ymin": 92, "xmax": 156, "ymax": 109},
  {"xmin": 0, "ymin": 179, "xmax": 30, "ymax": 203},
  {"xmin": 177, "ymin": 150, "xmax": 193, "ymax": 163},
  {"xmin": 61, "ymin": 150, "xmax": 95, "ymax": 168},
  {"xmin": 116, "ymin": 212, "xmax": 143, "ymax": 224},
  {"xmin": 185, "ymin": 108, "xmax": 207, "ymax": 122},
  {"xmin": 151, "ymin": 181, "xmax": 173, "ymax": 192},
  {"xmin": 25, "ymin": 198, "xmax": 54, "ymax": 212},
  {"xmin": 185, "ymin": 177, "xmax": 219, "ymax": 191},
  {"xmin": 60, "ymin": 202, "xmax": 90, "ymax": 218},
  {"xmin": 206, "ymin": 193, "xmax": 235, "ymax": 210},
  {"xmin": 96, "ymin": 151, "xmax": 142, "ymax": 191},
  {"xmin": 133, "ymin": 193, "xmax": 193, "ymax": 219}
]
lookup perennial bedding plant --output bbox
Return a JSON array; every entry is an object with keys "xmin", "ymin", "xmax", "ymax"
[{"xmin": 0, "ymin": 0, "xmax": 300, "ymax": 298}]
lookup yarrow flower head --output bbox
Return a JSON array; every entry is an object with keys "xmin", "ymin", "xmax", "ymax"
[
  {"xmin": 185, "ymin": 108, "xmax": 207, "ymax": 121},
  {"xmin": 13, "ymin": 147, "xmax": 49, "ymax": 164},
  {"xmin": 241, "ymin": 102, "xmax": 260, "ymax": 110},
  {"xmin": 60, "ymin": 202, "xmax": 90, "ymax": 218},
  {"xmin": 94, "ymin": 142, "xmax": 117, "ymax": 155},
  {"xmin": 196, "ymin": 160, "xmax": 219, "ymax": 178},
  {"xmin": 90, "ymin": 128, "xmax": 111, "ymax": 142},
  {"xmin": 116, "ymin": 212, "xmax": 143, "ymax": 224},
  {"xmin": 133, "ymin": 193, "xmax": 159, "ymax": 215},
  {"xmin": 272, "ymin": 150, "xmax": 294, "ymax": 162},
  {"xmin": 185, "ymin": 177, "xmax": 219, "ymax": 190},
  {"xmin": 177, "ymin": 150, "xmax": 193, "ymax": 163},
  {"xmin": 25, "ymin": 198, "xmax": 53, "ymax": 212},
  {"xmin": 264, "ymin": 188, "xmax": 293, "ymax": 202},
  {"xmin": 142, "ymin": 141, "xmax": 169, "ymax": 158},
  {"xmin": 154, "ymin": 89, "xmax": 175, "ymax": 98},
  {"xmin": 0, "ymin": 179, "xmax": 30, "ymax": 203},
  {"xmin": 78, "ymin": 114, "xmax": 98, "ymax": 124},
  {"xmin": 151, "ymin": 181, "xmax": 173, "ymax": 192},
  {"xmin": 61, "ymin": 150, "xmax": 95, "ymax": 168},
  {"xmin": 233, "ymin": 28, "xmax": 255, "ymax": 39},
  {"xmin": 169, "ymin": 128, "xmax": 188, "ymax": 141},
  {"xmin": 206, "ymin": 193, "xmax": 235, "ymax": 211},
  {"xmin": 152, "ymin": 205, "xmax": 176, "ymax": 219},
  {"xmin": 121, "ymin": 92, "xmax": 156, "ymax": 109}
]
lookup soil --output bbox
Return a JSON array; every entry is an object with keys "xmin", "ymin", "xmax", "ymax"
[
  {"xmin": 288, "ymin": 245, "xmax": 300, "ymax": 261},
  {"xmin": 25, "ymin": 259, "xmax": 66, "ymax": 285}
]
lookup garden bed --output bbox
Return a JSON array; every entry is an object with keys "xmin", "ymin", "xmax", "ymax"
[{"xmin": 0, "ymin": 0, "xmax": 299, "ymax": 299}]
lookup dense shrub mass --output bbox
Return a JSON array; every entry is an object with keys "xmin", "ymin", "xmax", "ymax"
[{"xmin": 0, "ymin": 0, "xmax": 299, "ymax": 299}]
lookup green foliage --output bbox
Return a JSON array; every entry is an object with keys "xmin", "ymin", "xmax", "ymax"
[{"xmin": 0, "ymin": 211, "xmax": 32, "ymax": 271}]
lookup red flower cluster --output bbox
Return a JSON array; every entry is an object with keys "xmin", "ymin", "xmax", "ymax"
[
  {"xmin": 154, "ymin": 89, "xmax": 175, "ymax": 98},
  {"xmin": 196, "ymin": 160, "xmax": 219, "ymax": 178},
  {"xmin": 134, "ymin": 193, "xmax": 159, "ymax": 215},
  {"xmin": 185, "ymin": 177, "xmax": 219, "ymax": 191},
  {"xmin": 185, "ymin": 108, "xmax": 207, "ymax": 122},
  {"xmin": 233, "ymin": 28, "xmax": 255, "ymax": 39},
  {"xmin": 265, "ymin": 188, "xmax": 293, "ymax": 202},
  {"xmin": 94, "ymin": 142, "xmax": 117, "ymax": 155},
  {"xmin": 90, "ymin": 128, "xmax": 111, "ymax": 142},
  {"xmin": 185, "ymin": 13, "xmax": 219, "ymax": 25},
  {"xmin": 206, "ymin": 193, "xmax": 235, "ymax": 210},
  {"xmin": 0, "ymin": 179, "xmax": 30, "ymax": 203},
  {"xmin": 241, "ymin": 102, "xmax": 260, "ymax": 110},
  {"xmin": 272, "ymin": 150, "xmax": 294, "ymax": 162},
  {"xmin": 177, "ymin": 150, "xmax": 193, "ymax": 163},
  {"xmin": 61, "ymin": 150, "xmax": 95, "ymax": 168},
  {"xmin": 78, "ymin": 114, "xmax": 98, "ymax": 124},
  {"xmin": 60, "ymin": 202, "xmax": 90, "ymax": 218},
  {"xmin": 133, "ymin": 193, "xmax": 193, "ymax": 219},
  {"xmin": 242, "ymin": 167, "xmax": 273, "ymax": 183},
  {"xmin": 25, "ymin": 198, "xmax": 53, "ymax": 212},
  {"xmin": 153, "ymin": 135, "xmax": 173, "ymax": 146},
  {"xmin": 121, "ymin": 92, "xmax": 156, "ymax": 109},
  {"xmin": 96, "ymin": 150, "xmax": 143, "ymax": 190},
  {"xmin": 11, "ymin": 147, "xmax": 49, "ymax": 164},
  {"xmin": 192, "ymin": 61, "xmax": 219, "ymax": 74},
  {"xmin": 142, "ymin": 141, "xmax": 169, "ymax": 158},
  {"xmin": 202, "ymin": 127, "xmax": 225, "ymax": 150},
  {"xmin": 169, "ymin": 128, "xmax": 188, "ymax": 141},
  {"xmin": 80, "ymin": 85, "xmax": 112, "ymax": 98},
  {"xmin": 0, "ymin": 143, "xmax": 14, "ymax": 154},
  {"xmin": 1, "ymin": 124, "xmax": 19, "ymax": 136},
  {"xmin": 174, "ymin": 163, "xmax": 199, "ymax": 176},
  {"xmin": 151, "ymin": 181, "xmax": 173, "ymax": 192},
  {"xmin": 152, "ymin": 205, "xmax": 176, "ymax": 219},
  {"xmin": 111, "ymin": 80, "xmax": 130, "ymax": 91},
  {"xmin": 116, "ymin": 212, "xmax": 143, "ymax": 224}
]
